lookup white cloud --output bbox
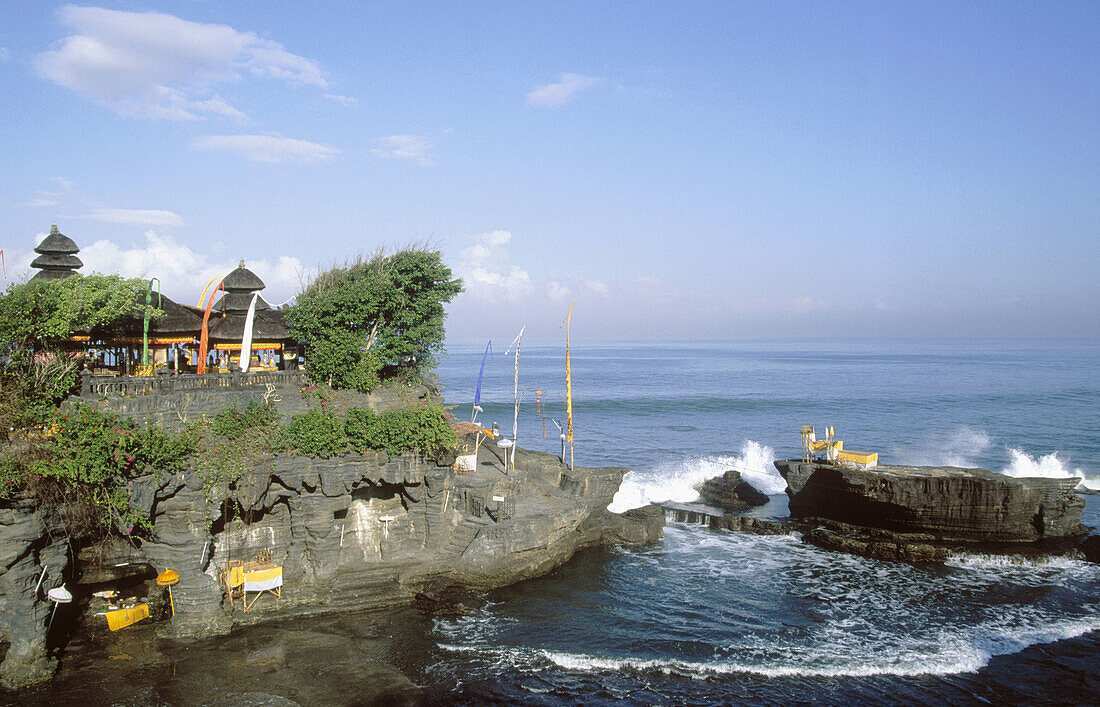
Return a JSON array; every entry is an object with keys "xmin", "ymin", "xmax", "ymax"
[
  {"xmin": 323, "ymin": 93, "xmax": 356, "ymax": 106},
  {"xmin": 37, "ymin": 6, "xmax": 326, "ymax": 120},
  {"xmin": 50, "ymin": 177, "xmax": 76, "ymax": 191},
  {"xmin": 370, "ymin": 135, "xmax": 435, "ymax": 166},
  {"xmin": 582, "ymin": 278, "xmax": 610, "ymax": 295},
  {"xmin": 788, "ymin": 296, "xmax": 830, "ymax": 313},
  {"xmin": 79, "ymin": 231, "xmax": 310, "ymax": 304},
  {"xmin": 190, "ymin": 134, "xmax": 338, "ymax": 163},
  {"xmin": 526, "ymin": 73, "xmax": 601, "ymax": 107},
  {"xmin": 547, "ymin": 280, "xmax": 571, "ymax": 302},
  {"xmin": 0, "ymin": 47, "xmax": 10, "ymax": 62},
  {"xmin": 21, "ymin": 198, "xmax": 59, "ymax": 207},
  {"xmin": 457, "ymin": 230, "xmax": 534, "ymax": 301},
  {"xmin": 87, "ymin": 208, "xmax": 184, "ymax": 227}
]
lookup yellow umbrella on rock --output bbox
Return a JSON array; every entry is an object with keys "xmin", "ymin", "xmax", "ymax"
[{"xmin": 156, "ymin": 569, "xmax": 180, "ymax": 616}]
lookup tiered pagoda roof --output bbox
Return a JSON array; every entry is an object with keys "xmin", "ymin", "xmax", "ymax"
[
  {"xmin": 31, "ymin": 224, "xmax": 82, "ymax": 280},
  {"xmin": 208, "ymin": 261, "xmax": 293, "ymax": 342}
]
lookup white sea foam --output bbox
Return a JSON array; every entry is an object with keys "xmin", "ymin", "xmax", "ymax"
[
  {"xmin": 535, "ymin": 614, "xmax": 1100, "ymax": 679},
  {"xmin": 1000, "ymin": 447, "xmax": 1098, "ymax": 490},
  {"xmin": 607, "ymin": 440, "xmax": 785, "ymax": 512},
  {"xmin": 945, "ymin": 552, "xmax": 1092, "ymax": 572}
]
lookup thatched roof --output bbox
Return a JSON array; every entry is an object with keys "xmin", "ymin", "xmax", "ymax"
[
  {"xmin": 83, "ymin": 295, "xmax": 204, "ymax": 339},
  {"xmin": 35, "ymin": 225, "xmax": 79, "ymax": 255},
  {"xmin": 222, "ymin": 261, "xmax": 266, "ymax": 293},
  {"xmin": 207, "ymin": 308, "xmax": 293, "ymax": 342},
  {"xmin": 31, "ymin": 225, "xmax": 82, "ymax": 281},
  {"xmin": 451, "ymin": 421, "xmax": 485, "ymax": 436}
]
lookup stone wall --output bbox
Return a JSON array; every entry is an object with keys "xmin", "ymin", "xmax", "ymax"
[{"xmin": 65, "ymin": 371, "xmax": 440, "ymax": 429}]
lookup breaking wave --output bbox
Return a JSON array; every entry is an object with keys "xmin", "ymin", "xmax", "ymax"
[
  {"xmin": 1001, "ymin": 447, "xmax": 1098, "ymax": 490},
  {"xmin": 607, "ymin": 440, "xmax": 784, "ymax": 512},
  {"xmin": 438, "ymin": 614, "xmax": 1100, "ymax": 680}
]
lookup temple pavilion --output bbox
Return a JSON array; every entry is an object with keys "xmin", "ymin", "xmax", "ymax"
[{"xmin": 25, "ymin": 226, "xmax": 298, "ymax": 375}]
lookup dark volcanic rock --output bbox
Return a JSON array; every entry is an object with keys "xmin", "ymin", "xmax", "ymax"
[
  {"xmin": 709, "ymin": 514, "xmax": 790, "ymax": 536},
  {"xmin": 1081, "ymin": 535, "xmax": 1100, "ymax": 564},
  {"xmin": 776, "ymin": 460, "xmax": 1086, "ymax": 543},
  {"xmin": 414, "ymin": 582, "xmax": 487, "ymax": 617},
  {"xmin": 800, "ymin": 518, "xmax": 949, "ymax": 563},
  {"xmin": 696, "ymin": 470, "xmax": 769, "ymax": 512},
  {"xmin": 600, "ymin": 504, "xmax": 665, "ymax": 545},
  {"xmin": 0, "ymin": 501, "xmax": 70, "ymax": 688}
]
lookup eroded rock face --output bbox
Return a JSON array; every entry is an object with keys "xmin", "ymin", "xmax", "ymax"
[
  {"xmin": 0, "ymin": 441, "xmax": 662, "ymax": 690},
  {"xmin": 108, "ymin": 445, "xmax": 661, "ymax": 637},
  {"xmin": 776, "ymin": 460, "xmax": 1087, "ymax": 543},
  {"xmin": 0, "ymin": 502, "xmax": 70, "ymax": 688}
]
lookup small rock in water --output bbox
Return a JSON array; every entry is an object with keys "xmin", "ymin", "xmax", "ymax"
[{"xmin": 696, "ymin": 470, "xmax": 769, "ymax": 512}]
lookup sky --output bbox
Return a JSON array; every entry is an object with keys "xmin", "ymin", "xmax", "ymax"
[{"xmin": 1, "ymin": 1, "xmax": 1097, "ymax": 343}]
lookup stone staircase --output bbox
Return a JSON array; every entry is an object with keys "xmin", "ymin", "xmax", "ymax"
[{"xmin": 438, "ymin": 518, "xmax": 486, "ymax": 562}]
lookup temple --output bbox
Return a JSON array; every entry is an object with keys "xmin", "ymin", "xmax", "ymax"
[{"xmin": 26, "ymin": 226, "xmax": 299, "ymax": 375}]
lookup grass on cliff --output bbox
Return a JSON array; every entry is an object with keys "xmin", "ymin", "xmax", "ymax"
[{"xmin": 0, "ymin": 393, "xmax": 458, "ymax": 542}]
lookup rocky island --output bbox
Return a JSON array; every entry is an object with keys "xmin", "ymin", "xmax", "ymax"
[
  {"xmin": 774, "ymin": 459, "xmax": 1088, "ymax": 561},
  {"xmin": 0, "ymin": 237, "xmax": 664, "ymax": 693}
]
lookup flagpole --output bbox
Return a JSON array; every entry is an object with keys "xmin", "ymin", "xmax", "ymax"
[
  {"xmin": 564, "ymin": 302, "xmax": 575, "ymax": 471},
  {"xmin": 504, "ymin": 328, "xmax": 525, "ymax": 474}
]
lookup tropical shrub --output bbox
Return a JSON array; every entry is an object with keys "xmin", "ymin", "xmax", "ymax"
[
  {"xmin": 30, "ymin": 405, "xmax": 194, "ymax": 536},
  {"xmin": 212, "ymin": 400, "xmax": 280, "ymax": 438},
  {"xmin": 286, "ymin": 409, "xmax": 347, "ymax": 457},
  {"xmin": 343, "ymin": 404, "xmax": 458, "ymax": 461},
  {"xmin": 285, "ymin": 248, "xmax": 462, "ymax": 386}
]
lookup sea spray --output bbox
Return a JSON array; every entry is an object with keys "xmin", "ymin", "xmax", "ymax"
[
  {"xmin": 608, "ymin": 440, "xmax": 784, "ymax": 512},
  {"xmin": 1001, "ymin": 447, "xmax": 1098, "ymax": 490},
  {"xmin": 891, "ymin": 425, "xmax": 994, "ymax": 468}
]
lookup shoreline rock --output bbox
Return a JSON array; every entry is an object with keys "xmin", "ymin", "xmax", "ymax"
[
  {"xmin": 776, "ymin": 460, "xmax": 1087, "ymax": 542},
  {"xmin": 0, "ymin": 444, "xmax": 663, "ymax": 688},
  {"xmin": 695, "ymin": 470, "xmax": 769, "ymax": 512}
]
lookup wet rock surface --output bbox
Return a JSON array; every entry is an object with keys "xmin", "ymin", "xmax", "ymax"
[
  {"xmin": 695, "ymin": 470, "xmax": 769, "ymax": 512},
  {"xmin": 776, "ymin": 460, "xmax": 1087, "ymax": 542},
  {"xmin": 5, "ymin": 606, "xmax": 429, "ymax": 706}
]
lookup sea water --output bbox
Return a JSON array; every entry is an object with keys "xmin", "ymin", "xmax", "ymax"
[{"xmin": 428, "ymin": 339, "xmax": 1100, "ymax": 705}]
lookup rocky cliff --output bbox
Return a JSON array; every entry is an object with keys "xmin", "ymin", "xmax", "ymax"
[
  {"xmin": 776, "ymin": 460, "xmax": 1086, "ymax": 542},
  {"xmin": 0, "ymin": 443, "xmax": 662, "ymax": 687},
  {"xmin": 0, "ymin": 502, "xmax": 70, "ymax": 688}
]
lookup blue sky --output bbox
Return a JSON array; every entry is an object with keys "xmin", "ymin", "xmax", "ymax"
[{"xmin": 1, "ymin": 1, "xmax": 1097, "ymax": 342}]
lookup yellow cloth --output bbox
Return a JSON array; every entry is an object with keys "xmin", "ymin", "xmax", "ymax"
[
  {"xmin": 106, "ymin": 604, "xmax": 150, "ymax": 631},
  {"xmin": 243, "ymin": 566, "xmax": 283, "ymax": 592}
]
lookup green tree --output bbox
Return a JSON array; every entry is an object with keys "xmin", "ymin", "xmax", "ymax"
[
  {"xmin": 0, "ymin": 274, "xmax": 156, "ymax": 350},
  {"xmin": 0, "ymin": 274, "xmax": 162, "ymax": 424},
  {"xmin": 285, "ymin": 249, "xmax": 462, "ymax": 388}
]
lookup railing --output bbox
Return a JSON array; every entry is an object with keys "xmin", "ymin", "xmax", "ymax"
[{"xmin": 80, "ymin": 369, "xmax": 310, "ymax": 398}]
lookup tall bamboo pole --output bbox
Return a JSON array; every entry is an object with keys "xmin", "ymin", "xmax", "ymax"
[{"xmin": 564, "ymin": 302, "xmax": 575, "ymax": 470}]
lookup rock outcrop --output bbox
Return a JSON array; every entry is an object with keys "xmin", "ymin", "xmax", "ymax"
[
  {"xmin": 776, "ymin": 460, "xmax": 1087, "ymax": 542},
  {"xmin": 0, "ymin": 443, "xmax": 662, "ymax": 687},
  {"xmin": 0, "ymin": 502, "xmax": 70, "ymax": 689},
  {"xmin": 695, "ymin": 470, "xmax": 769, "ymax": 512}
]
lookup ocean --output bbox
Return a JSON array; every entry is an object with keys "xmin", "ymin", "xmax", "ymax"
[{"xmin": 425, "ymin": 338, "xmax": 1100, "ymax": 705}]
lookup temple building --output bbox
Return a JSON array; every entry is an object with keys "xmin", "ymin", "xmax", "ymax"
[
  {"xmin": 24, "ymin": 226, "xmax": 298, "ymax": 375},
  {"xmin": 204, "ymin": 261, "xmax": 297, "ymax": 371}
]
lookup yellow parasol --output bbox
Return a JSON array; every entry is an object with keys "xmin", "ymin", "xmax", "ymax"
[{"xmin": 156, "ymin": 569, "xmax": 180, "ymax": 616}]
